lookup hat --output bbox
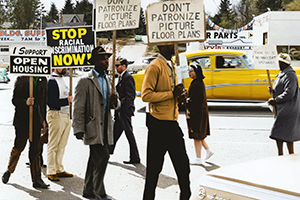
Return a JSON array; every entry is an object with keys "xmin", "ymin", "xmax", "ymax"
[
  {"xmin": 88, "ymin": 46, "xmax": 112, "ymax": 64},
  {"xmin": 116, "ymin": 56, "xmax": 128, "ymax": 66},
  {"xmin": 278, "ymin": 53, "xmax": 291, "ymax": 65}
]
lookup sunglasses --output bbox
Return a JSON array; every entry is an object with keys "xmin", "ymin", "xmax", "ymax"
[{"xmin": 115, "ymin": 64, "xmax": 121, "ymax": 67}]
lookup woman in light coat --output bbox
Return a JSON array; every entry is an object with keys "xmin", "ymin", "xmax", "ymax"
[
  {"xmin": 186, "ymin": 64, "xmax": 214, "ymax": 165},
  {"xmin": 268, "ymin": 53, "xmax": 300, "ymax": 155}
]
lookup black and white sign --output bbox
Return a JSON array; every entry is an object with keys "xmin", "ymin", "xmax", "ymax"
[
  {"xmin": 146, "ymin": 0, "xmax": 205, "ymax": 45},
  {"xmin": 253, "ymin": 45, "xmax": 278, "ymax": 69},
  {"xmin": 10, "ymin": 46, "xmax": 52, "ymax": 76},
  {"xmin": 95, "ymin": 0, "xmax": 141, "ymax": 31}
]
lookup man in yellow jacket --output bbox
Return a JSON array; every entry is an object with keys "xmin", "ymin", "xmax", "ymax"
[{"xmin": 141, "ymin": 44, "xmax": 191, "ymax": 200}]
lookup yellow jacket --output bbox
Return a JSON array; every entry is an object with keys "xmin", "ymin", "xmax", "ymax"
[{"xmin": 141, "ymin": 56, "xmax": 179, "ymax": 121}]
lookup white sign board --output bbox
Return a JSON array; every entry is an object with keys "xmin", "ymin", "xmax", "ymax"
[
  {"xmin": 253, "ymin": 45, "xmax": 279, "ymax": 69},
  {"xmin": 146, "ymin": 0, "xmax": 206, "ymax": 45},
  {"xmin": 10, "ymin": 46, "xmax": 53, "ymax": 76},
  {"xmin": 95, "ymin": 0, "xmax": 141, "ymax": 31},
  {"xmin": 176, "ymin": 54, "xmax": 189, "ymax": 83}
]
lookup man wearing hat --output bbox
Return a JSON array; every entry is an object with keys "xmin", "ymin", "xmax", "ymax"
[
  {"xmin": 73, "ymin": 46, "xmax": 120, "ymax": 200},
  {"xmin": 268, "ymin": 53, "xmax": 300, "ymax": 156}
]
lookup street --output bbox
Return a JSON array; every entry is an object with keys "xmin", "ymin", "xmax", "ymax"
[{"xmin": 0, "ymin": 74, "xmax": 299, "ymax": 200}]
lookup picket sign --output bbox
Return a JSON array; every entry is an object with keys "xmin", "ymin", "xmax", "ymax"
[
  {"xmin": 253, "ymin": 44, "xmax": 279, "ymax": 117},
  {"xmin": 10, "ymin": 45, "xmax": 52, "ymax": 141},
  {"xmin": 95, "ymin": 0, "xmax": 141, "ymax": 92},
  {"xmin": 146, "ymin": 0, "xmax": 206, "ymax": 84}
]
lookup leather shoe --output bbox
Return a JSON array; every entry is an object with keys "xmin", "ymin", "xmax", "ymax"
[
  {"xmin": 48, "ymin": 174, "xmax": 60, "ymax": 181},
  {"xmin": 2, "ymin": 170, "xmax": 11, "ymax": 184},
  {"xmin": 57, "ymin": 171, "xmax": 73, "ymax": 177},
  {"xmin": 82, "ymin": 192, "xmax": 95, "ymax": 198},
  {"xmin": 95, "ymin": 194, "xmax": 116, "ymax": 200},
  {"xmin": 123, "ymin": 159, "xmax": 140, "ymax": 164},
  {"xmin": 33, "ymin": 179, "xmax": 50, "ymax": 189}
]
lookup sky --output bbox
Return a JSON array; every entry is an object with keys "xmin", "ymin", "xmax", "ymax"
[{"xmin": 40, "ymin": 0, "xmax": 231, "ymax": 16}]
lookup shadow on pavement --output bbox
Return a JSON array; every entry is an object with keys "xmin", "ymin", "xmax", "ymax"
[
  {"xmin": 190, "ymin": 161, "xmax": 220, "ymax": 172},
  {"xmin": 9, "ymin": 177, "xmax": 84, "ymax": 200},
  {"xmin": 108, "ymin": 161, "xmax": 178, "ymax": 189},
  {"xmin": 201, "ymin": 162, "xmax": 220, "ymax": 172}
]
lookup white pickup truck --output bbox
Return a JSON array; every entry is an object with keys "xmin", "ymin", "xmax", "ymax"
[{"xmin": 192, "ymin": 154, "xmax": 300, "ymax": 200}]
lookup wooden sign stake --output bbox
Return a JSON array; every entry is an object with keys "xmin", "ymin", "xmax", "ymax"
[
  {"xmin": 112, "ymin": 30, "xmax": 117, "ymax": 93},
  {"xmin": 61, "ymin": 13, "xmax": 73, "ymax": 119},
  {"xmin": 69, "ymin": 69, "xmax": 73, "ymax": 119},
  {"xmin": 174, "ymin": 43, "xmax": 185, "ymax": 87},
  {"xmin": 267, "ymin": 69, "xmax": 276, "ymax": 117},
  {"xmin": 29, "ymin": 76, "xmax": 33, "ymax": 142}
]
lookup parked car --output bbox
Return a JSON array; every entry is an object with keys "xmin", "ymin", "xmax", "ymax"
[
  {"xmin": 127, "ymin": 57, "xmax": 157, "ymax": 74},
  {"xmin": 0, "ymin": 62, "xmax": 10, "ymax": 83},
  {"xmin": 135, "ymin": 35, "xmax": 142, "ymax": 42},
  {"xmin": 191, "ymin": 154, "xmax": 300, "ymax": 200},
  {"xmin": 132, "ymin": 49, "xmax": 300, "ymax": 101}
]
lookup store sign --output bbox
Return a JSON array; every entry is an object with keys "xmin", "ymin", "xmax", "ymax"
[
  {"xmin": 10, "ymin": 46, "xmax": 52, "ymax": 76},
  {"xmin": 0, "ymin": 30, "xmax": 46, "ymax": 43},
  {"xmin": 146, "ymin": 0, "xmax": 205, "ymax": 45},
  {"xmin": 95, "ymin": 0, "xmax": 141, "ymax": 31},
  {"xmin": 46, "ymin": 26, "xmax": 95, "ymax": 68}
]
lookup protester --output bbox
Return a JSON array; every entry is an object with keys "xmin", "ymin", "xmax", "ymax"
[
  {"xmin": 73, "ymin": 46, "xmax": 120, "ymax": 200},
  {"xmin": 109, "ymin": 57, "xmax": 140, "ymax": 164},
  {"xmin": 2, "ymin": 76, "xmax": 49, "ymax": 189},
  {"xmin": 268, "ymin": 53, "xmax": 300, "ymax": 155},
  {"xmin": 141, "ymin": 44, "xmax": 191, "ymax": 200},
  {"xmin": 46, "ymin": 68, "xmax": 73, "ymax": 181},
  {"xmin": 186, "ymin": 64, "xmax": 214, "ymax": 165}
]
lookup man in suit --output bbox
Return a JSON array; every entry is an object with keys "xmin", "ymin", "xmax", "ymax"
[
  {"xmin": 2, "ymin": 76, "xmax": 50, "ymax": 189},
  {"xmin": 73, "ymin": 46, "xmax": 120, "ymax": 200},
  {"xmin": 109, "ymin": 57, "xmax": 140, "ymax": 164}
]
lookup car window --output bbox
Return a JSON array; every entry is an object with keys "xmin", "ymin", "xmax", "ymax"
[
  {"xmin": 143, "ymin": 59, "xmax": 150, "ymax": 64},
  {"xmin": 216, "ymin": 56, "xmax": 246, "ymax": 69},
  {"xmin": 189, "ymin": 57, "xmax": 211, "ymax": 69},
  {"xmin": 241, "ymin": 54, "xmax": 253, "ymax": 68}
]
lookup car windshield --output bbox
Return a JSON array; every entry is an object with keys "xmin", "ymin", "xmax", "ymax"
[{"xmin": 241, "ymin": 54, "xmax": 253, "ymax": 69}]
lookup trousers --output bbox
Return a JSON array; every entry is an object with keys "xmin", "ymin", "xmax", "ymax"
[
  {"xmin": 83, "ymin": 114, "xmax": 109, "ymax": 196},
  {"xmin": 47, "ymin": 110, "xmax": 71, "ymax": 175},
  {"xmin": 109, "ymin": 111, "xmax": 140, "ymax": 160},
  {"xmin": 143, "ymin": 113, "xmax": 191, "ymax": 200},
  {"xmin": 7, "ymin": 113, "xmax": 42, "ymax": 182}
]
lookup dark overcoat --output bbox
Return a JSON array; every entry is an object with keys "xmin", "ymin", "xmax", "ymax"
[
  {"xmin": 186, "ymin": 78, "xmax": 210, "ymax": 140},
  {"xmin": 270, "ymin": 66, "xmax": 300, "ymax": 142},
  {"xmin": 12, "ymin": 76, "xmax": 47, "ymax": 129}
]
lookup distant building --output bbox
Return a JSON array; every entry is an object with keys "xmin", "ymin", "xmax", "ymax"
[{"xmin": 44, "ymin": 14, "xmax": 86, "ymax": 28}]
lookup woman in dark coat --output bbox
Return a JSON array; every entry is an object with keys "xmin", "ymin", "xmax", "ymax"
[
  {"xmin": 268, "ymin": 53, "xmax": 300, "ymax": 155},
  {"xmin": 186, "ymin": 64, "xmax": 214, "ymax": 165}
]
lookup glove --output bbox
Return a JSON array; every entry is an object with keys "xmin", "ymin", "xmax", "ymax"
[
  {"xmin": 110, "ymin": 93, "xmax": 118, "ymax": 107},
  {"xmin": 173, "ymin": 83, "xmax": 184, "ymax": 99},
  {"xmin": 177, "ymin": 90, "xmax": 187, "ymax": 105},
  {"xmin": 268, "ymin": 98, "xmax": 277, "ymax": 106},
  {"xmin": 75, "ymin": 132, "xmax": 84, "ymax": 140}
]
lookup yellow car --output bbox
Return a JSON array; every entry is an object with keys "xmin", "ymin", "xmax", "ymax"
[{"xmin": 133, "ymin": 49, "xmax": 300, "ymax": 101}]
